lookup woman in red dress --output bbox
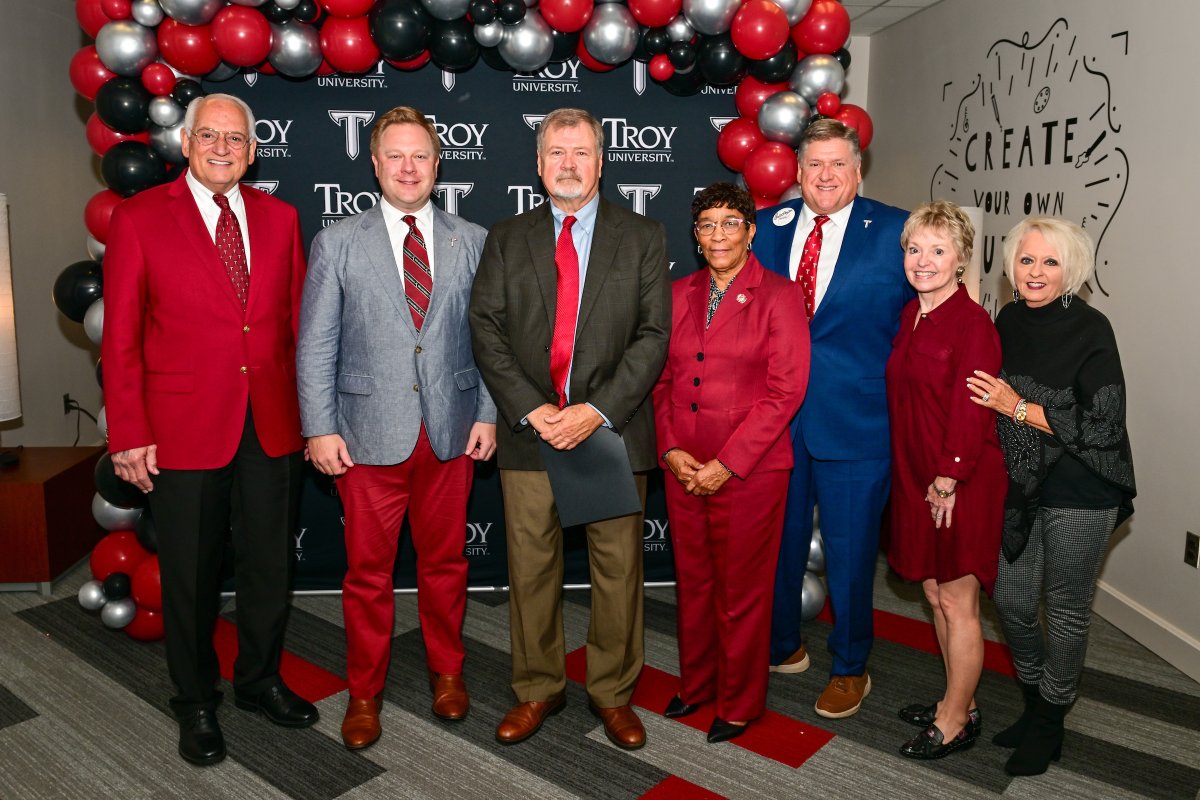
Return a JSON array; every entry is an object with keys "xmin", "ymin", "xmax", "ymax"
[{"xmin": 885, "ymin": 201, "xmax": 1007, "ymax": 759}]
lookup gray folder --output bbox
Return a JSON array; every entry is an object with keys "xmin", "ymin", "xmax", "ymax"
[{"xmin": 538, "ymin": 427, "xmax": 642, "ymax": 528}]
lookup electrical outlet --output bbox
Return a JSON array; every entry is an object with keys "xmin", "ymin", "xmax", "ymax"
[
  {"xmin": 1186, "ymin": 532, "xmax": 1199, "ymax": 569},
  {"xmin": 62, "ymin": 393, "xmax": 72, "ymax": 415}
]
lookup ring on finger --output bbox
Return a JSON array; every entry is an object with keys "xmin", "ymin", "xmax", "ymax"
[{"xmin": 981, "ymin": 391, "xmax": 991, "ymax": 402}]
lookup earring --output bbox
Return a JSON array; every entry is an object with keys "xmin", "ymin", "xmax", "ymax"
[
  {"xmin": 748, "ymin": 240, "xmax": 753, "ymax": 251},
  {"xmin": 956, "ymin": 266, "xmax": 965, "ymax": 284},
  {"xmin": 1012, "ymin": 288, "xmax": 1021, "ymax": 301},
  {"xmin": 697, "ymin": 245, "xmax": 702, "ymax": 254},
  {"xmin": 1061, "ymin": 292, "xmax": 1073, "ymax": 309}
]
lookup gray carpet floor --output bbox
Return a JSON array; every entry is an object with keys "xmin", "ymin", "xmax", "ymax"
[{"xmin": 1, "ymin": 556, "xmax": 1196, "ymax": 800}]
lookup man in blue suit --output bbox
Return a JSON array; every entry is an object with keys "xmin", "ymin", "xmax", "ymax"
[{"xmin": 754, "ymin": 119, "xmax": 912, "ymax": 718}]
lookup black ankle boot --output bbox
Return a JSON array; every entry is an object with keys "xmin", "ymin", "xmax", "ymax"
[
  {"xmin": 1005, "ymin": 696, "xmax": 1068, "ymax": 776},
  {"xmin": 992, "ymin": 681, "xmax": 1039, "ymax": 747}
]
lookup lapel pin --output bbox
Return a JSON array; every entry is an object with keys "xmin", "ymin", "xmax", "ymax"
[
  {"xmin": 449, "ymin": 236, "xmax": 458, "ymax": 247},
  {"xmin": 736, "ymin": 293, "xmax": 747, "ymax": 304},
  {"xmin": 863, "ymin": 220, "xmax": 873, "ymax": 229}
]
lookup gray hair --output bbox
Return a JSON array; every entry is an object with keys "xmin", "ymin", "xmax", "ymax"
[
  {"xmin": 536, "ymin": 108, "xmax": 604, "ymax": 155},
  {"xmin": 183, "ymin": 93, "xmax": 257, "ymax": 139},
  {"xmin": 1003, "ymin": 216, "xmax": 1095, "ymax": 296},
  {"xmin": 798, "ymin": 118, "xmax": 861, "ymax": 164}
]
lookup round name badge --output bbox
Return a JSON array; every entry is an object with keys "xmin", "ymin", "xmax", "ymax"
[{"xmin": 772, "ymin": 207, "xmax": 796, "ymax": 226}]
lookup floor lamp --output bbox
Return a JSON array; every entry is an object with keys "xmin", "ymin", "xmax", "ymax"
[{"xmin": 0, "ymin": 193, "xmax": 21, "ymax": 467}]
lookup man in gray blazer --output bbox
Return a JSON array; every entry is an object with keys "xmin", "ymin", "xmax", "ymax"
[
  {"xmin": 297, "ymin": 107, "xmax": 496, "ymax": 751},
  {"xmin": 470, "ymin": 108, "xmax": 670, "ymax": 750}
]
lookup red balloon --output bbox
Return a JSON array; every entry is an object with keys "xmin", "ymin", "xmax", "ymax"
[
  {"xmin": 816, "ymin": 90, "xmax": 840, "ymax": 116},
  {"xmin": 212, "ymin": 6, "xmax": 273, "ymax": 68},
  {"xmin": 834, "ymin": 102, "xmax": 874, "ymax": 149},
  {"xmin": 158, "ymin": 19, "xmax": 221, "ymax": 75},
  {"xmin": 76, "ymin": 0, "xmax": 111, "ymax": 39},
  {"xmin": 257, "ymin": 60, "xmax": 277, "ymax": 75},
  {"xmin": 84, "ymin": 189, "xmax": 124, "ymax": 242},
  {"xmin": 791, "ymin": 0, "xmax": 850, "ymax": 55},
  {"xmin": 316, "ymin": 58, "xmax": 337, "ymax": 76},
  {"xmin": 731, "ymin": 0, "xmax": 789, "ymax": 61},
  {"xmin": 753, "ymin": 193, "xmax": 781, "ymax": 210},
  {"xmin": 101, "ymin": 0, "xmax": 131, "ymax": 20},
  {"xmin": 385, "ymin": 50, "xmax": 432, "ymax": 71},
  {"xmin": 140, "ymin": 63, "xmax": 177, "ymax": 96},
  {"xmin": 735, "ymin": 75, "xmax": 787, "ymax": 120},
  {"xmin": 125, "ymin": 607, "xmax": 165, "ymax": 641},
  {"xmin": 131, "ymin": 555, "xmax": 162, "ymax": 612},
  {"xmin": 90, "ymin": 531, "xmax": 150, "ymax": 582},
  {"xmin": 576, "ymin": 38, "xmax": 618, "ymax": 72},
  {"xmin": 716, "ymin": 117, "xmax": 766, "ymax": 172},
  {"xmin": 648, "ymin": 53, "xmax": 674, "ymax": 82},
  {"xmin": 628, "ymin": 0, "xmax": 680, "ymax": 29},
  {"xmin": 69, "ymin": 46, "xmax": 117, "ymax": 101},
  {"xmin": 86, "ymin": 112, "xmax": 150, "ymax": 156},
  {"xmin": 320, "ymin": 16, "xmax": 381, "ymax": 74},
  {"xmin": 541, "ymin": 0, "xmax": 595, "ymax": 33},
  {"xmin": 320, "ymin": 0, "xmax": 376, "ymax": 18},
  {"xmin": 742, "ymin": 141, "xmax": 798, "ymax": 198}
]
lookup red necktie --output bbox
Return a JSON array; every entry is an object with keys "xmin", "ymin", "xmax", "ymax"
[
  {"xmin": 796, "ymin": 214, "xmax": 829, "ymax": 319},
  {"xmin": 550, "ymin": 215, "xmax": 579, "ymax": 409},
  {"xmin": 212, "ymin": 193, "xmax": 249, "ymax": 308},
  {"xmin": 402, "ymin": 215, "xmax": 432, "ymax": 331}
]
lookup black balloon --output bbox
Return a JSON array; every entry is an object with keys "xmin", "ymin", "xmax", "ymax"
[
  {"xmin": 135, "ymin": 509, "xmax": 158, "ymax": 554},
  {"xmin": 103, "ymin": 572, "xmax": 132, "ymax": 601},
  {"xmin": 371, "ymin": 0, "xmax": 433, "ymax": 62},
  {"xmin": 469, "ymin": 0, "xmax": 496, "ymax": 24},
  {"xmin": 749, "ymin": 39, "xmax": 796, "ymax": 83},
  {"xmin": 95, "ymin": 77, "xmax": 152, "ymax": 134},
  {"xmin": 479, "ymin": 46, "xmax": 514, "ymax": 72},
  {"xmin": 95, "ymin": 452, "xmax": 147, "ymax": 509},
  {"xmin": 548, "ymin": 28, "xmax": 579, "ymax": 63},
  {"xmin": 429, "ymin": 18, "xmax": 479, "ymax": 71},
  {"xmin": 661, "ymin": 66, "xmax": 704, "ymax": 96},
  {"xmin": 667, "ymin": 41, "xmax": 695, "ymax": 70},
  {"xmin": 833, "ymin": 46, "xmax": 851, "ymax": 70},
  {"xmin": 101, "ymin": 141, "xmax": 168, "ymax": 198},
  {"xmin": 293, "ymin": 0, "xmax": 319, "ymax": 23},
  {"xmin": 53, "ymin": 261, "xmax": 103, "ymax": 323},
  {"xmin": 697, "ymin": 33, "xmax": 745, "ymax": 86},
  {"xmin": 171, "ymin": 79, "xmax": 204, "ymax": 109},
  {"xmin": 497, "ymin": 0, "xmax": 524, "ymax": 24},
  {"xmin": 260, "ymin": 1, "xmax": 293, "ymax": 23},
  {"xmin": 642, "ymin": 27, "xmax": 670, "ymax": 57}
]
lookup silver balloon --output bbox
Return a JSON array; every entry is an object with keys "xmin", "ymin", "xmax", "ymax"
[
  {"xmin": 789, "ymin": 53, "xmax": 845, "ymax": 105},
  {"xmin": 758, "ymin": 90, "xmax": 811, "ymax": 147},
  {"xmin": 229, "ymin": 0, "xmax": 267, "ymax": 5},
  {"xmin": 499, "ymin": 11, "xmax": 555, "ymax": 73},
  {"xmin": 769, "ymin": 0, "xmax": 811, "ymax": 26},
  {"xmin": 206, "ymin": 61, "xmax": 241, "ymax": 82},
  {"xmin": 148, "ymin": 95, "xmax": 184, "ymax": 128},
  {"xmin": 780, "ymin": 183, "xmax": 803, "ymax": 203},
  {"xmin": 806, "ymin": 529, "xmax": 825, "ymax": 572},
  {"xmin": 96, "ymin": 21, "xmax": 159, "ymax": 77},
  {"xmin": 800, "ymin": 572, "xmax": 827, "ymax": 622},
  {"xmin": 595, "ymin": 0, "xmax": 627, "ymax": 3},
  {"xmin": 275, "ymin": 0, "xmax": 301, "ymax": 8},
  {"xmin": 131, "ymin": 0, "xmax": 166, "ymax": 27},
  {"xmin": 92, "ymin": 493, "xmax": 144, "ymax": 532},
  {"xmin": 84, "ymin": 299, "xmax": 105, "ymax": 346},
  {"xmin": 474, "ymin": 21, "xmax": 505, "ymax": 49},
  {"xmin": 150, "ymin": 120, "xmax": 187, "ymax": 163},
  {"xmin": 420, "ymin": 0, "xmax": 471, "ymax": 21},
  {"xmin": 582, "ymin": 4, "xmax": 638, "ymax": 65},
  {"xmin": 101, "ymin": 597, "xmax": 138, "ymax": 629},
  {"xmin": 97, "ymin": 405, "xmax": 108, "ymax": 441},
  {"xmin": 86, "ymin": 234, "xmax": 106, "ymax": 262},
  {"xmin": 682, "ymin": 0, "xmax": 738, "ymax": 36},
  {"xmin": 665, "ymin": 14, "xmax": 694, "ymax": 42},
  {"xmin": 78, "ymin": 580, "xmax": 108, "ymax": 611},
  {"xmin": 269, "ymin": 21, "xmax": 323, "ymax": 78},
  {"xmin": 159, "ymin": 0, "xmax": 222, "ymax": 25}
]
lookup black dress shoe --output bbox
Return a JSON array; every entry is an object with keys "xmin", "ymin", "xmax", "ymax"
[
  {"xmin": 234, "ymin": 682, "xmax": 319, "ymax": 728},
  {"xmin": 664, "ymin": 696, "xmax": 701, "ymax": 719},
  {"xmin": 706, "ymin": 717, "xmax": 748, "ymax": 744},
  {"xmin": 898, "ymin": 723, "xmax": 975, "ymax": 760},
  {"xmin": 178, "ymin": 709, "xmax": 226, "ymax": 766},
  {"xmin": 899, "ymin": 704, "xmax": 983, "ymax": 738}
]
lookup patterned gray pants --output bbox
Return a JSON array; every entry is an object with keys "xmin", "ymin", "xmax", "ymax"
[{"xmin": 993, "ymin": 506, "xmax": 1119, "ymax": 704}]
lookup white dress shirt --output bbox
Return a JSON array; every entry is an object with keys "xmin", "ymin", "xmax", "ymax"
[
  {"xmin": 380, "ymin": 198, "xmax": 437, "ymax": 284},
  {"xmin": 185, "ymin": 170, "xmax": 252, "ymax": 271},
  {"xmin": 787, "ymin": 200, "xmax": 855, "ymax": 313}
]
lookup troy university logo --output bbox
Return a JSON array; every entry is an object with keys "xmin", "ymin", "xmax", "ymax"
[
  {"xmin": 242, "ymin": 180, "xmax": 279, "ymax": 195},
  {"xmin": 617, "ymin": 184, "xmax": 661, "ymax": 216},
  {"xmin": 329, "ymin": 110, "xmax": 376, "ymax": 160},
  {"xmin": 464, "ymin": 521, "xmax": 493, "ymax": 557},
  {"xmin": 643, "ymin": 518, "xmax": 669, "ymax": 552},
  {"xmin": 432, "ymin": 183, "xmax": 473, "ymax": 215},
  {"xmin": 426, "ymin": 115, "xmax": 488, "ymax": 161}
]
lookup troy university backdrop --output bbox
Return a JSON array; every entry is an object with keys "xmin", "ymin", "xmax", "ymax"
[{"xmin": 63, "ymin": 0, "xmax": 867, "ymax": 628}]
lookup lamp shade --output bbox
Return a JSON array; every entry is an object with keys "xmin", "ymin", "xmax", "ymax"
[{"xmin": 0, "ymin": 193, "xmax": 21, "ymax": 422}]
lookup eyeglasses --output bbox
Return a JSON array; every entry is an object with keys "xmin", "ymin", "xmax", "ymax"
[
  {"xmin": 695, "ymin": 218, "xmax": 748, "ymax": 237},
  {"xmin": 190, "ymin": 128, "xmax": 250, "ymax": 150}
]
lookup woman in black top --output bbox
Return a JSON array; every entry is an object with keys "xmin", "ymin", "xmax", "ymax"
[{"xmin": 965, "ymin": 217, "xmax": 1135, "ymax": 777}]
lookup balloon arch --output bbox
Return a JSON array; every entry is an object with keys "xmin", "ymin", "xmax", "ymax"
[{"xmin": 61, "ymin": 0, "xmax": 856, "ymax": 640}]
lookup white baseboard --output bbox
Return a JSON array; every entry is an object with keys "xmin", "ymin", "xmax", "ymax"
[{"xmin": 1093, "ymin": 580, "xmax": 1200, "ymax": 683}]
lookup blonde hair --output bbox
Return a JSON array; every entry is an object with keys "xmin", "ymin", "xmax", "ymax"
[
  {"xmin": 1003, "ymin": 217, "xmax": 1094, "ymax": 295},
  {"xmin": 901, "ymin": 200, "xmax": 975, "ymax": 267},
  {"xmin": 370, "ymin": 106, "xmax": 440, "ymax": 159}
]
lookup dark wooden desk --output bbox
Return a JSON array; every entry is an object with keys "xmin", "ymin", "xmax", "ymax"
[{"xmin": 1, "ymin": 446, "xmax": 105, "ymax": 594}]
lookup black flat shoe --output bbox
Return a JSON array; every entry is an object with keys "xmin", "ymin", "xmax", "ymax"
[
  {"xmin": 707, "ymin": 717, "xmax": 748, "ymax": 744},
  {"xmin": 898, "ymin": 723, "xmax": 975, "ymax": 760},
  {"xmin": 664, "ymin": 695, "xmax": 701, "ymax": 719},
  {"xmin": 178, "ymin": 709, "xmax": 226, "ymax": 766},
  {"xmin": 898, "ymin": 701, "xmax": 937, "ymax": 727},
  {"xmin": 235, "ymin": 682, "xmax": 319, "ymax": 728}
]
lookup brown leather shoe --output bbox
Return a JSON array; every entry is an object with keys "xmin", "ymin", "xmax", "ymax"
[
  {"xmin": 769, "ymin": 644, "xmax": 810, "ymax": 674},
  {"xmin": 815, "ymin": 673, "xmax": 872, "ymax": 719},
  {"xmin": 495, "ymin": 694, "xmax": 565, "ymax": 745},
  {"xmin": 341, "ymin": 694, "xmax": 382, "ymax": 750},
  {"xmin": 590, "ymin": 704, "xmax": 646, "ymax": 750},
  {"xmin": 429, "ymin": 673, "xmax": 469, "ymax": 721}
]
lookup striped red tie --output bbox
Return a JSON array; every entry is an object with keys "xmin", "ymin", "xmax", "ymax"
[
  {"xmin": 402, "ymin": 215, "xmax": 432, "ymax": 330},
  {"xmin": 550, "ymin": 215, "xmax": 578, "ymax": 409},
  {"xmin": 796, "ymin": 214, "xmax": 829, "ymax": 319},
  {"xmin": 213, "ymin": 194, "xmax": 249, "ymax": 308}
]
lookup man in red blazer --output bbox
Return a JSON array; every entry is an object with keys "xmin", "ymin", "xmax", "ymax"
[{"xmin": 103, "ymin": 93, "xmax": 317, "ymax": 767}]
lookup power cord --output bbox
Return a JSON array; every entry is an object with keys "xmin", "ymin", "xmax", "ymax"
[{"xmin": 63, "ymin": 394, "xmax": 98, "ymax": 446}]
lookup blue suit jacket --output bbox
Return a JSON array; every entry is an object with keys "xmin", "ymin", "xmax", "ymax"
[{"xmin": 754, "ymin": 196, "xmax": 913, "ymax": 461}]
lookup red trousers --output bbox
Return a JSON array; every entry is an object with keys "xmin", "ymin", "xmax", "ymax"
[
  {"xmin": 666, "ymin": 468, "xmax": 789, "ymax": 722},
  {"xmin": 338, "ymin": 426, "xmax": 472, "ymax": 698}
]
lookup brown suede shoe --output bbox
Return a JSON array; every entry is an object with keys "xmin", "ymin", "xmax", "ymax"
[
  {"xmin": 590, "ymin": 704, "xmax": 646, "ymax": 750},
  {"xmin": 815, "ymin": 673, "xmax": 872, "ymax": 719},
  {"xmin": 769, "ymin": 645, "xmax": 810, "ymax": 674},
  {"xmin": 429, "ymin": 673, "xmax": 469, "ymax": 721},
  {"xmin": 495, "ymin": 694, "xmax": 566, "ymax": 745},
  {"xmin": 341, "ymin": 694, "xmax": 383, "ymax": 750}
]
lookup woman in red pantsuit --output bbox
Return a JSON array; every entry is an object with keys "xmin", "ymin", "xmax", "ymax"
[
  {"xmin": 886, "ymin": 201, "xmax": 1007, "ymax": 760},
  {"xmin": 653, "ymin": 183, "xmax": 810, "ymax": 743}
]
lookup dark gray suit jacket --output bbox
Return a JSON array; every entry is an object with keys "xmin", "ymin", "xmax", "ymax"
[{"xmin": 469, "ymin": 198, "xmax": 670, "ymax": 471}]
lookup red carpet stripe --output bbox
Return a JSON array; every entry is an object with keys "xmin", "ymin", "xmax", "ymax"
[
  {"xmin": 213, "ymin": 618, "xmax": 348, "ymax": 703},
  {"xmin": 640, "ymin": 775, "xmax": 727, "ymax": 799}
]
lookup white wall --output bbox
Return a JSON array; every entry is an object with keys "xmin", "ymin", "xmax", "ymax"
[
  {"xmin": 864, "ymin": 0, "xmax": 1200, "ymax": 680},
  {"xmin": 0, "ymin": 0, "xmax": 105, "ymax": 449}
]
